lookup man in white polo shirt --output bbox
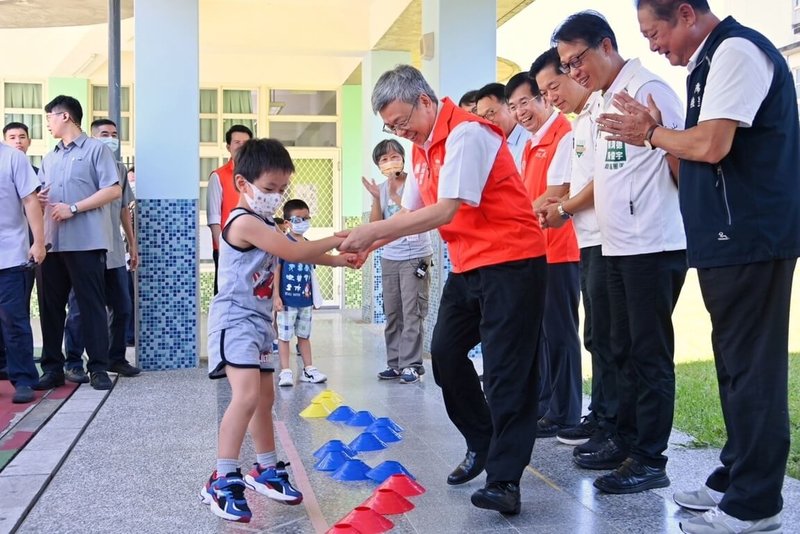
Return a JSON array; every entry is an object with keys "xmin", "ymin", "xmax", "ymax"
[{"xmin": 554, "ymin": 11, "xmax": 687, "ymax": 495}]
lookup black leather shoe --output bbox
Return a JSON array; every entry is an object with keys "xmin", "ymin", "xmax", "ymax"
[
  {"xmin": 33, "ymin": 373, "xmax": 65, "ymax": 391},
  {"xmin": 593, "ymin": 457, "xmax": 670, "ymax": 494},
  {"xmin": 574, "ymin": 438, "xmax": 628, "ymax": 470},
  {"xmin": 447, "ymin": 451, "xmax": 487, "ymax": 485},
  {"xmin": 65, "ymin": 368, "xmax": 90, "ymax": 384},
  {"xmin": 573, "ymin": 427, "xmax": 613, "ymax": 456},
  {"xmin": 537, "ymin": 417, "xmax": 563, "ymax": 438},
  {"xmin": 90, "ymin": 371, "xmax": 113, "ymax": 391},
  {"xmin": 109, "ymin": 361, "xmax": 142, "ymax": 377},
  {"xmin": 471, "ymin": 482, "xmax": 521, "ymax": 515},
  {"xmin": 12, "ymin": 385, "xmax": 35, "ymax": 404}
]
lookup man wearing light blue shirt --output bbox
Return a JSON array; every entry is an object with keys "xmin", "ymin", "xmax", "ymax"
[{"xmin": 475, "ymin": 82, "xmax": 530, "ymax": 172}]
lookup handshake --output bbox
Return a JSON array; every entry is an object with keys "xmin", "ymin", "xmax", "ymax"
[{"xmin": 333, "ymin": 224, "xmax": 382, "ymax": 269}]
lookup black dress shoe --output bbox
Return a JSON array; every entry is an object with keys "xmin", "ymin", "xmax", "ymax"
[
  {"xmin": 574, "ymin": 438, "xmax": 628, "ymax": 470},
  {"xmin": 573, "ymin": 427, "xmax": 613, "ymax": 456},
  {"xmin": 109, "ymin": 361, "xmax": 142, "ymax": 377},
  {"xmin": 593, "ymin": 457, "xmax": 670, "ymax": 494},
  {"xmin": 90, "ymin": 371, "xmax": 113, "ymax": 391},
  {"xmin": 447, "ymin": 450, "xmax": 487, "ymax": 485},
  {"xmin": 33, "ymin": 373, "xmax": 65, "ymax": 391},
  {"xmin": 12, "ymin": 385, "xmax": 35, "ymax": 404},
  {"xmin": 65, "ymin": 368, "xmax": 90, "ymax": 384},
  {"xmin": 536, "ymin": 417, "xmax": 563, "ymax": 438},
  {"xmin": 471, "ymin": 482, "xmax": 521, "ymax": 515}
]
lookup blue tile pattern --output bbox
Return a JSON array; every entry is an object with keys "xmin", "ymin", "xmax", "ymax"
[
  {"xmin": 137, "ymin": 198, "xmax": 198, "ymax": 370},
  {"xmin": 361, "ymin": 212, "xmax": 386, "ymax": 324}
]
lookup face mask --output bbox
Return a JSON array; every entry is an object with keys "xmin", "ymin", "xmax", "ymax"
[
  {"xmin": 379, "ymin": 160, "xmax": 404, "ymax": 179},
  {"xmin": 290, "ymin": 220, "xmax": 311, "ymax": 235},
  {"xmin": 98, "ymin": 136, "xmax": 120, "ymax": 152},
  {"xmin": 244, "ymin": 184, "xmax": 282, "ymax": 219}
]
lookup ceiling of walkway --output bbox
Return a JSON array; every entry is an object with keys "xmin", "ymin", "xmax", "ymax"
[{"xmin": 0, "ymin": 0, "xmax": 531, "ymax": 87}]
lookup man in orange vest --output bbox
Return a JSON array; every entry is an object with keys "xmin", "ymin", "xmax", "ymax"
[
  {"xmin": 340, "ymin": 65, "xmax": 547, "ymax": 515},
  {"xmin": 206, "ymin": 124, "xmax": 253, "ymax": 294},
  {"xmin": 506, "ymin": 72, "xmax": 583, "ymax": 440}
]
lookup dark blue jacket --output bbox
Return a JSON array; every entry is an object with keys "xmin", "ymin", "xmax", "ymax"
[{"xmin": 680, "ymin": 17, "xmax": 800, "ymax": 268}]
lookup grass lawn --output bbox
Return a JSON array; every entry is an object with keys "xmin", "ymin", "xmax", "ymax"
[{"xmin": 583, "ymin": 353, "xmax": 800, "ymax": 479}]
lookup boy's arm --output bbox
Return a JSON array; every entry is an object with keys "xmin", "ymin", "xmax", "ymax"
[
  {"xmin": 236, "ymin": 215, "xmax": 343, "ymax": 263},
  {"xmin": 273, "ymin": 261, "xmax": 283, "ymax": 311}
]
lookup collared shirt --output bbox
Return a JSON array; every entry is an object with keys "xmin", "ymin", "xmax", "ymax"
[
  {"xmin": 568, "ymin": 93, "xmax": 602, "ymax": 249},
  {"xmin": 532, "ymin": 110, "xmax": 573, "ymax": 187},
  {"xmin": 506, "ymin": 123, "xmax": 530, "ymax": 172},
  {"xmin": 207, "ymin": 171, "xmax": 222, "ymax": 226},
  {"xmin": 378, "ymin": 176, "xmax": 432, "ymax": 261},
  {"xmin": 688, "ymin": 36, "xmax": 774, "ymax": 128},
  {"xmin": 592, "ymin": 58, "xmax": 686, "ymax": 256},
  {"xmin": 0, "ymin": 144, "xmax": 40, "ymax": 269},
  {"xmin": 403, "ymin": 120, "xmax": 502, "ymax": 210},
  {"xmin": 39, "ymin": 132, "xmax": 120, "ymax": 253},
  {"xmin": 530, "ymin": 110, "xmax": 560, "ymax": 147},
  {"xmin": 106, "ymin": 162, "xmax": 134, "ymax": 270}
]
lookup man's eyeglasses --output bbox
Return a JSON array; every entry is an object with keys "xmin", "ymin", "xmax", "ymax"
[
  {"xmin": 559, "ymin": 47, "xmax": 591, "ymax": 74},
  {"xmin": 382, "ymin": 100, "xmax": 418, "ymax": 135},
  {"xmin": 479, "ymin": 108, "xmax": 498, "ymax": 121}
]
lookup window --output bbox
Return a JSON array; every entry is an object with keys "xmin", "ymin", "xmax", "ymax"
[
  {"xmin": 4, "ymin": 82, "xmax": 44, "ymax": 139},
  {"xmin": 270, "ymin": 121, "xmax": 337, "ymax": 147},
  {"xmin": 269, "ymin": 89, "xmax": 336, "ymax": 116},
  {"xmin": 91, "ymin": 85, "xmax": 132, "ymax": 141},
  {"xmin": 199, "ymin": 89, "xmax": 218, "ymax": 143}
]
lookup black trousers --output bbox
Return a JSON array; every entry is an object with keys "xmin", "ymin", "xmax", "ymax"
[
  {"xmin": 40, "ymin": 250, "xmax": 109, "ymax": 375},
  {"xmin": 538, "ymin": 261, "xmax": 582, "ymax": 426},
  {"xmin": 581, "ymin": 246, "xmax": 618, "ymax": 428},
  {"xmin": 608, "ymin": 250, "xmax": 686, "ymax": 468},
  {"xmin": 699, "ymin": 259, "xmax": 796, "ymax": 521},
  {"xmin": 431, "ymin": 257, "xmax": 546, "ymax": 484}
]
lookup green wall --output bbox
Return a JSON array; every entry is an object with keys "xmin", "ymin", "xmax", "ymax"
[
  {"xmin": 341, "ymin": 84, "xmax": 363, "ymax": 218},
  {"xmin": 47, "ymin": 77, "xmax": 90, "ymax": 131}
]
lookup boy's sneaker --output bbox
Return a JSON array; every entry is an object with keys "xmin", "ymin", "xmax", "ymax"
[
  {"xmin": 680, "ymin": 507, "xmax": 781, "ymax": 534},
  {"xmin": 557, "ymin": 415, "xmax": 598, "ymax": 446},
  {"xmin": 200, "ymin": 469, "xmax": 252, "ymax": 523},
  {"xmin": 278, "ymin": 369, "xmax": 294, "ymax": 387},
  {"xmin": 245, "ymin": 461, "xmax": 303, "ymax": 504},
  {"xmin": 378, "ymin": 367, "xmax": 400, "ymax": 380},
  {"xmin": 674, "ymin": 485, "xmax": 724, "ymax": 511},
  {"xmin": 299, "ymin": 366, "xmax": 327, "ymax": 384},
  {"xmin": 400, "ymin": 367, "xmax": 419, "ymax": 384}
]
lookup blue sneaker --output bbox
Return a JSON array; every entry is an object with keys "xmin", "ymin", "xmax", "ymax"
[
  {"xmin": 200, "ymin": 469, "xmax": 252, "ymax": 523},
  {"xmin": 244, "ymin": 461, "xmax": 303, "ymax": 504}
]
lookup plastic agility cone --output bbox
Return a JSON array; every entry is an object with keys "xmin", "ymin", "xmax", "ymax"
[
  {"xmin": 348, "ymin": 432, "xmax": 388, "ymax": 452},
  {"xmin": 363, "ymin": 423, "xmax": 402, "ymax": 444},
  {"xmin": 314, "ymin": 450, "xmax": 354, "ymax": 472},
  {"xmin": 377, "ymin": 474, "xmax": 426, "ymax": 497},
  {"xmin": 360, "ymin": 488, "xmax": 415, "ymax": 515},
  {"xmin": 300, "ymin": 400, "xmax": 330, "ymax": 418},
  {"xmin": 327, "ymin": 405, "xmax": 356, "ymax": 423},
  {"xmin": 345, "ymin": 410, "xmax": 377, "ymax": 427},
  {"xmin": 372, "ymin": 417, "xmax": 404, "ymax": 433},
  {"xmin": 365, "ymin": 461, "xmax": 415, "ymax": 483},
  {"xmin": 340, "ymin": 506, "xmax": 394, "ymax": 533},
  {"xmin": 313, "ymin": 390, "xmax": 344, "ymax": 404},
  {"xmin": 320, "ymin": 397, "xmax": 341, "ymax": 412},
  {"xmin": 314, "ymin": 439, "xmax": 357, "ymax": 459},
  {"xmin": 331, "ymin": 459, "xmax": 372, "ymax": 481},
  {"xmin": 326, "ymin": 523, "xmax": 362, "ymax": 534}
]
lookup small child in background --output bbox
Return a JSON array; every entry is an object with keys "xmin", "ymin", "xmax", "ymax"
[
  {"xmin": 273, "ymin": 216, "xmax": 288, "ymax": 234},
  {"xmin": 201, "ymin": 139, "xmax": 357, "ymax": 523},
  {"xmin": 274, "ymin": 199, "xmax": 327, "ymax": 386}
]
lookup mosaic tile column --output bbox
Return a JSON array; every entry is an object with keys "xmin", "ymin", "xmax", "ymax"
[
  {"xmin": 361, "ymin": 212, "xmax": 386, "ymax": 324},
  {"xmin": 136, "ymin": 200, "xmax": 198, "ymax": 369}
]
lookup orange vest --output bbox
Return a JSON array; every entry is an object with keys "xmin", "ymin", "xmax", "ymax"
[
  {"xmin": 213, "ymin": 159, "xmax": 240, "ymax": 250},
  {"xmin": 520, "ymin": 114, "xmax": 580, "ymax": 264},
  {"xmin": 411, "ymin": 97, "xmax": 546, "ymax": 273}
]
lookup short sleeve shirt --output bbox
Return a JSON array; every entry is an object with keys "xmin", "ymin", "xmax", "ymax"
[
  {"xmin": 39, "ymin": 133, "xmax": 120, "ymax": 252},
  {"xmin": 379, "ymin": 178, "xmax": 432, "ymax": 261},
  {"xmin": 0, "ymin": 144, "xmax": 40, "ymax": 269},
  {"xmin": 278, "ymin": 235, "xmax": 314, "ymax": 308},
  {"xmin": 106, "ymin": 162, "xmax": 134, "ymax": 270}
]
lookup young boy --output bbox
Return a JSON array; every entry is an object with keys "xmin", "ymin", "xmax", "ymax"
[
  {"xmin": 200, "ymin": 138, "xmax": 356, "ymax": 523},
  {"xmin": 274, "ymin": 199, "xmax": 326, "ymax": 386}
]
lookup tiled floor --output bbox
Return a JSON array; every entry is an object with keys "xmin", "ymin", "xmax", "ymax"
[{"xmin": 13, "ymin": 311, "xmax": 800, "ymax": 533}]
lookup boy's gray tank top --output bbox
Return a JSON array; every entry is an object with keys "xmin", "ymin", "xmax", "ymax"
[{"xmin": 208, "ymin": 208, "xmax": 277, "ymax": 333}]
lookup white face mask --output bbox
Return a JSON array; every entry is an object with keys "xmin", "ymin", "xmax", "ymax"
[
  {"xmin": 290, "ymin": 220, "xmax": 311, "ymax": 235},
  {"xmin": 379, "ymin": 160, "xmax": 404, "ymax": 179},
  {"xmin": 98, "ymin": 136, "xmax": 120, "ymax": 153},
  {"xmin": 244, "ymin": 184, "xmax": 283, "ymax": 219}
]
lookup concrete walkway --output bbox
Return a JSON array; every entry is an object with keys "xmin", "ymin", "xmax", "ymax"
[{"xmin": 8, "ymin": 311, "xmax": 800, "ymax": 533}]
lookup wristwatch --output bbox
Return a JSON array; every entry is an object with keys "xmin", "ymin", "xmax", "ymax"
[
  {"xmin": 69, "ymin": 204, "xmax": 79, "ymax": 215},
  {"xmin": 557, "ymin": 203, "xmax": 572, "ymax": 220},
  {"xmin": 644, "ymin": 124, "xmax": 659, "ymax": 150}
]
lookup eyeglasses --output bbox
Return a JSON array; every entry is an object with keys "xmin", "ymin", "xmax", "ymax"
[
  {"xmin": 288, "ymin": 215, "xmax": 311, "ymax": 224},
  {"xmin": 559, "ymin": 47, "xmax": 591, "ymax": 74},
  {"xmin": 478, "ymin": 108, "xmax": 498, "ymax": 121},
  {"xmin": 45, "ymin": 111, "xmax": 67, "ymax": 121},
  {"xmin": 382, "ymin": 100, "xmax": 418, "ymax": 135}
]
